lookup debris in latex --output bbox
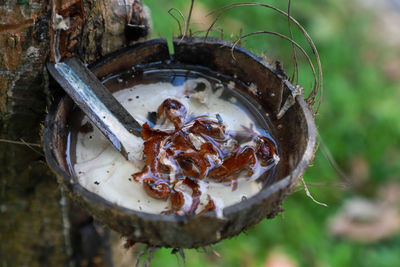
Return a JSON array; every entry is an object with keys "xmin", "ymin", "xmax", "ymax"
[{"xmin": 132, "ymin": 98, "xmax": 279, "ymax": 216}]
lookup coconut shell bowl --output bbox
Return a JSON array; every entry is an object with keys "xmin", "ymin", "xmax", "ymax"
[{"xmin": 43, "ymin": 38, "xmax": 316, "ymax": 249}]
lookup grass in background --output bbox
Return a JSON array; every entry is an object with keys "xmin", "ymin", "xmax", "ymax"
[{"xmin": 141, "ymin": 0, "xmax": 400, "ymax": 266}]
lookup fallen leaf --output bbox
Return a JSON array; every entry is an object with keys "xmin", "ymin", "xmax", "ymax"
[{"xmin": 328, "ymin": 198, "xmax": 400, "ymax": 243}]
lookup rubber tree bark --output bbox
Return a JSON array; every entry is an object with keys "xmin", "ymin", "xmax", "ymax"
[{"xmin": 0, "ymin": 0, "xmax": 150, "ymax": 265}]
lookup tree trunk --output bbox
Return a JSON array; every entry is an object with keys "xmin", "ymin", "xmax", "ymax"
[{"xmin": 0, "ymin": 0, "xmax": 149, "ymax": 265}]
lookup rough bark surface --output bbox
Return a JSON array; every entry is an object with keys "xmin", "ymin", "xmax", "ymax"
[{"xmin": 0, "ymin": 0, "xmax": 149, "ymax": 265}]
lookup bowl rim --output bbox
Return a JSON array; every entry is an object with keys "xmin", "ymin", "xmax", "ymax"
[{"xmin": 43, "ymin": 37, "xmax": 316, "ymax": 224}]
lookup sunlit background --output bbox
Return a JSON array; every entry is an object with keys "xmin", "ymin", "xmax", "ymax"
[{"xmin": 136, "ymin": 0, "xmax": 400, "ymax": 266}]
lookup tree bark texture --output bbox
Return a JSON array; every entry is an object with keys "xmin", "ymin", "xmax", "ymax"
[{"xmin": 0, "ymin": 0, "xmax": 149, "ymax": 265}]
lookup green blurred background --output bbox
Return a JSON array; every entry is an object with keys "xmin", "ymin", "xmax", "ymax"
[{"xmin": 139, "ymin": 0, "xmax": 400, "ymax": 266}]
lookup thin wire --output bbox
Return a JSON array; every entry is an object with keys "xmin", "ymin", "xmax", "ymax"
[
  {"xmin": 182, "ymin": 0, "xmax": 195, "ymax": 40},
  {"xmin": 301, "ymin": 177, "xmax": 328, "ymax": 207},
  {"xmin": 0, "ymin": 138, "xmax": 42, "ymax": 147},
  {"xmin": 19, "ymin": 139, "xmax": 45, "ymax": 156},
  {"xmin": 318, "ymin": 134, "xmax": 351, "ymax": 184},
  {"xmin": 205, "ymin": 2, "xmax": 323, "ymax": 115},
  {"xmin": 168, "ymin": 8, "xmax": 185, "ymax": 37},
  {"xmin": 231, "ymin": 31, "xmax": 318, "ymax": 93},
  {"xmin": 287, "ymin": 0, "xmax": 299, "ymax": 85}
]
